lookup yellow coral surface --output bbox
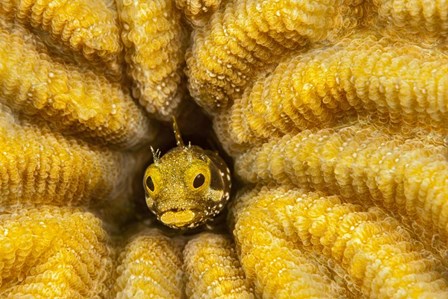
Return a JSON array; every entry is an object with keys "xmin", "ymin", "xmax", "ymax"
[
  {"xmin": 231, "ymin": 185, "xmax": 448, "ymax": 298},
  {"xmin": 0, "ymin": 206, "xmax": 112, "ymax": 298},
  {"xmin": 0, "ymin": 22, "xmax": 154, "ymax": 149},
  {"xmin": 0, "ymin": 0, "xmax": 123, "ymax": 78},
  {"xmin": 117, "ymin": 0, "xmax": 187, "ymax": 120},
  {"xmin": 112, "ymin": 230, "xmax": 184, "ymax": 298},
  {"xmin": 230, "ymin": 189, "xmax": 351, "ymax": 298},
  {"xmin": 183, "ymin": 233, "xmax": 253, "ymax": 298},
  {"xmin": 175, "ymin": 0, "xmax": 223, "ymax": 27},
  {"xmin": 217, "ymin": 31, "xmax": 448, "ymax": 149},
  {"xmin": 0, "ymin": 104, "xmax": 132, "ymax": 206},
  {"xmin": 186, "ymin": 0, "xmax": 364, "ymax": 112},
  {"xmin": 235, "ymin": 123, "xmax": 448, "ymax": 249},
  {"xmin": 1, "ymin": 0, "xmax": 448, "ymax": 298}
]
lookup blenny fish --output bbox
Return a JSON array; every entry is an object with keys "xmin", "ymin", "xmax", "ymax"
[{"xmin": 143, "ymin": 120, "xmax": 231, "ymax": 229}]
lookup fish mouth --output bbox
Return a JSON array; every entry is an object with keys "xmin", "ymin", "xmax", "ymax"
[{"xmin": 159, "ymin": 209, "xmax": 198, "ymax": 228}]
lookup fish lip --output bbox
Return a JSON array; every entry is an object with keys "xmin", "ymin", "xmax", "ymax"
[
  {"xmin": 157, "ymin": 208, "xmax": 195, "ymax": 216},
  {"xmin": 165, "ymin": 207, "xmax": 188, "ymax": 213},
  {"xmin": 159, "ymin": 209, "xmax": 200, "ymax": 228}
]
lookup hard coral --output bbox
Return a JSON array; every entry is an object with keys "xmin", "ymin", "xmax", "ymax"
[
  {"xmin": 217, "ymin": 31, "xmax": 448, "ymax": 149},
  {"xmin": 183, "ymin": 233, "xmax": 253, "ymax": 298},
  {"xmin": 372, "ymin": 0, "xmax": 448, "ymax": 35},
  {"xmin": 230, "ymin": 189, "xmax": 350, "ymax": 298},
  {"xmin": 235, "ymin": 123, "xmax": 448, "ymax": 254},
  {"xmin": 231, "ymin": 185, "xmax": 448, "ymax": 298},
  {"xmin": 0, "ymin": 104, "xmax": 132, "ymax": 206},
  {"xmin": 175, "ymin": 0, "xmax": 223, "ymax": 27},
  {"xmin": 117, "ymin": 0, "xmax": 187, "ymax": 120},
  {"xmin": 0, "ymin": 0, "xmax": 123, "ymax": 78},
  {"xmin": 0, "ymin": 206, "xmax": 112, "ymax": 298},
  {"xmin": 0, "ymin": 23, "xmax": 153, "ymax": 149},
  {"xmin": 186, "ymin": 0, "xmax": 364, "ymax": 113},
  {"xmin": 0, "ymin": 5, "xmax": 158, "ymax": 297},
  {"xmin": 1, "ymin": 0, "xmax": 448, "ymax": 297},
  {"xmin": 112, "ymin": 230, "xmax": 184, "ymax": 298}
]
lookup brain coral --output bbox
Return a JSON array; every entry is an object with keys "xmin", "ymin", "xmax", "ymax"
[{"xmin": 1, "ymin": 0, "xmax": 448, "ymax": 298}]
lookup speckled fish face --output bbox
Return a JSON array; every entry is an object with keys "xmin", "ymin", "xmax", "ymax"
[{"xmin": 143, "ymin": 145, "xmax": 231, "ymax": 229}]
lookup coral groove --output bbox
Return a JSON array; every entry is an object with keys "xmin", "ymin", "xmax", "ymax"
[
  {"xmin": 186, "ymin": 0, "xmax": 364, "ymax": 112},
  {"xmin": 0, "ymin": 23, "xmax": 154, "ymax": 149},
  {"xmin": 235, "ymin": 124, "xmax": 448, "ymax": 246},
  {"xmin": 117, "ymin": 0, "xmax": 187, "ymax": 120},
  {"xmin": 232, "ymin": 186, "xmax": 448, "ymax": 298},
  {"xmin": 183, "ymin": 233, "xmax": 253, "ymax": 298},
  {"xmin": 0, "ymin": 0, "xmax": 123, "ymax": 77},
  {"xmin": 112, "ymin": 231, "xmax": 184, "ymax": 298},
  {"xmin": 0, "ymin": 206, "xmax": 112, "ymax": 298}
]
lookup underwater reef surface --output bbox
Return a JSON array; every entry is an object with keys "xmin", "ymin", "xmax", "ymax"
[{"xmin": 0, "ymin": 0, "xmax": 448, "ymax": 298}]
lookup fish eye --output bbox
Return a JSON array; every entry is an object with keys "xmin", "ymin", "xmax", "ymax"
[
  {"xmin": 193, "ymin": 173, "xmax": 205, "ymax": 188},
  {"xmin": 146, "ymin": 176, "xmax": 155, "ymax": 191},
  {"xmin": 144, "ymin": 166, "xmax": 161, "ymax": 195}
]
